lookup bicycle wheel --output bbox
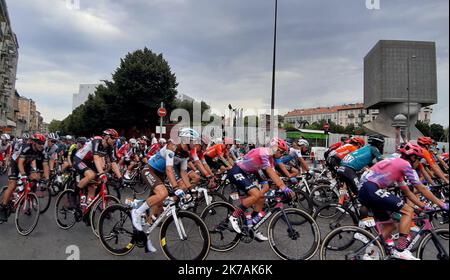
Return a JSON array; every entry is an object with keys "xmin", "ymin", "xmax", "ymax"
[
  {"xmin": 106, "ymin": 181, "xmax": 122, "ymax": 201},
  {"xmin": 55, "ymin": 189, "xmax": 78, "ymax": 230},
  {"xmin": 313, "ymin": 203, "xmax": 358, "ymax": 242},
  {"xmin": 310, "ymin": 185, "xmax": 339, "ymax": 207},
  {"xmin": 15, "ymin": 193, "xmax": 40, "ymax": 236},
  {"xmin": 34, "ymin": 182, "xmax": 52, "ymax": 214},
  {"xmin": 320, "ymin": 226, "xmax": 384, "ymax": 260},
  {"xmin": 192, "ymin": 191, "xmax": 228, "ymax": 214},
  {"xmin": 290, "ymin": 189, "xmax": 314, "ymax": 215},
  {"xmin": 160, "ymin": 210, "xmax": 210, "ymax": 260},
  {"xmin": 417, "ymin": 228, "xmax": 449, "ymax": 260},
  {"xmin": 90, "ymin": 195, "xmax": 121, "ymax": 237},
  {"xmin": 268, "ymin": 208, "xmax": 320, "ymax": 260},
  {"xmin": 98, "ymin": 204, "xmax": 136, "ymax": 256},
  {"xmin": 131, "ymin": 173, "xmax": 149, "ymax": 195},
  {"xmin": 220, "ymin": 183, "xmax": 236, "ymax": 204},
  {"xmin": 200, "ymin": 201, "xmax": 241, "ymax": 252}
]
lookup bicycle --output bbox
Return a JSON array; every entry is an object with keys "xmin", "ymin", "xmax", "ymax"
[
  {"xmin": 97, "ymin": 187, "xmax": 211, "ymax": 260},
  {"xmin": 54, "ymin": 177, "xmax": 120, "ymax": 237},
  {"xmin": 0, "ymin": 180, "xmax": 40, "ymax": 236},
  {"xmin": 319, "ymin": 209, "xmax": 449, "ymax": 260},
  {"xmin": 200, "ymin": 191, "xmax": 321, "ymax": 260}
]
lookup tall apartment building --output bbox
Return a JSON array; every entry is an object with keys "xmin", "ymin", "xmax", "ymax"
[
  {"xmin": 0, "ymin": 0, "xmax": 19, "ymax": 134},
  {"xmin": 72, "ymin": 84, "xmax": 101, "ymax": 110}
]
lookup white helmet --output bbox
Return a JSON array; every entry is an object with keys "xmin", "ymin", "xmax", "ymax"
[
  {"xmin": 159, "ymin": 138, "xmax": 167, "ymax": 145},
  {"xmin": 129, "ymin": 138, "xmax": 138, "ymax": 147},
  {"xmin": 297, "ymin": 139, "xmax": 309, "ymax": 147},
  {"xmin": 1, "ymin": 134, "xmax": 10, "ymax": 141},
  {"xmin": 47, "ymin": 133, "xmax": 59, "ymax": 141},
  {"xmin": 66, "ymin": 135, "xmax": 74, "ymax": 141}
]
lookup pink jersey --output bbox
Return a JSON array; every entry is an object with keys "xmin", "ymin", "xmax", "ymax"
[
  {"xmin": 237, "ymin": 147, "xmax": 274, "ymax": 174},
  {"xmin": 364, "ymin": 157, "xmax": 421, "ymax": 190}
]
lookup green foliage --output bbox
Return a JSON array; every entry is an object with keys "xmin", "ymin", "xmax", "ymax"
[
  {"xmin": 48, "ymin": 119, "xmax": 62, "ymax": 133},
  {"xmin": 173, "ymin": 98, "xmax": 211, "ymax": 125},
  {"xmin": 416, "ymin": 120, "xmax": 431, "ymax": 137},
  {"xmin": 60, "ymin": 48, "xmax": 179, "ymax": 136}
]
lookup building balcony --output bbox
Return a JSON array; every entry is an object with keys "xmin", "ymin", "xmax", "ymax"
[{"xmin": 348, "ymin": 114, "xmax": 355, "ymax": 119}]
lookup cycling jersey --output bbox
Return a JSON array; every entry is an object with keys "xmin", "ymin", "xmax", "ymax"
[
  {"xmin": 362, "ymin": 157, "xmax": 421, "ymax": 190},
  {"xmin": 341, "ymin": 145, "xmax": 382, "ymax": 171},
  {"xmin": 420, "ymin": 148, "xmax": 436, "ymax": 166},
  {"xmin": 275, "ymin": 148, "xmax": 302, "ymax": 165},
  {"xmin": 148, "ymin": 146, "xmax": 188, "ymax": 173},
  {"xmin": 190, "ymin": 147, "xmax": 206, "ymax": 164},
  {"xmin": 205, "ymin": 144, "xmax": 229, "ymax": 159},
  {"xmin": 330, "ymin": 144, "xmax": 357, "ymax": 160},
  {"xmin": 236, "ymin": 147, "xmax": 274, "ymax": 175},
  {"xmin": 42, "ymin": 142, "xmax": 59, "ymax": 161},
  {"xmin": 324, "ymin": 142, "xmax": 344, "ymax": 159},
  {"xmin": 146, "ymin": 143, "xmax": 160, "ymax": 159},
  {"xmin": 67, "ymin": 144, "xmax": 78, "ymax": 160},
  {"xmin": 74, "ymin": 137, "xmax": 113, "ymax": 163}
]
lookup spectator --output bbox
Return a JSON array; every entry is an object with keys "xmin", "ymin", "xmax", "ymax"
[{"xmin": 150, "ymin": 133, "xmax": 158, "ymax": 145}]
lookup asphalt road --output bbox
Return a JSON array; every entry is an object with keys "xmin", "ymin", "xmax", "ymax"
[
  {"xmin": 1, "ymin": 174, "xmax": 447, "ymax": 260},
  {"xmin": 0, "ymin": 175, "xmax": 296, "ymax": 260}
]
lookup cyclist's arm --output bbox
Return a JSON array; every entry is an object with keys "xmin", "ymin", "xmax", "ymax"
[
  {"xmin": 298, "ymin": 157, "xmax": 309, "ymax": 172},
  {"xmin": 413, "ymin": 184, "xmax": 445, "ymax": 208},
  {"xmin": 18, "ymin": 157, "xmax": 27, "ymax": 175},
  {"xmin": 265, "ymin": 167, "xmax": 286, "ymax": 190},
  {"xmin": 401, "ymin": 186, "xmax": 426, "ymax": 208},
  {"xmin": 188, "ymin": 161, "xmax": 197, "ymax": 172},
  {"xmin": 429, "ymin": 163, "xmax": 449, "ymax": 184},
  {"xmin": 94, "ymin": 155, "xmax": 105, "ymax": 175},
  {"xmin": 277, "ymin": 163, "xmax": 292, "ymax": 178},
  {"xmin": 418, "ymin": 164, "xmax": 434, "ymax": 186}
]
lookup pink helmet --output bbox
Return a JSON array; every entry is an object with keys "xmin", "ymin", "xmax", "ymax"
[
  {"xmin": 400, "ymin": 142, "xmax": 424, "ymax": 158},
  {"xmin": 270, "ymin": 137, "xmax": 288, "ymax": 153}
]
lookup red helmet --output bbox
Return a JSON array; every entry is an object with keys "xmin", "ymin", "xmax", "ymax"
[
  {"xmin": 443, "ymin": 153, "xmax": 448, "ymax": 161},
  {"xmin": 350, "ymin": 136, "xmax": 365, "ymax": 146},
  {"xmin": 32, "ymin": 133, "xmax": 46, "ymax": 144},
  {"xmin": 417, "ymin": 137, "xmax": 432, "ymax": 146},
  {"xmin": 103, "ymin": 129, "xmax": 119, "ymax": 138},
  {"xmin": 400, "ymin": 142, "xmax": 424, "ymax": 158},
  {"xmin": 270, "ymin": 137, "xmax": 289, "ymax": 153}
]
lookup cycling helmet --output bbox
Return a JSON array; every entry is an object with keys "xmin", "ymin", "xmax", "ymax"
[
  {"xmin": 297, "ymin": 139, "xmax": 310, "ymax": 147},
  {"xmin": 270, "ymin": 137, "xmax": 289, "ymax": 152},
  {"xmin": 350, "ymin": 136, "xmax": 365, "ymax": 146},
  {"xmin": 141, "ymin": 136, "xmax": 149, "ymax": 141},
  {"xmin": 178, "ymin": 128, "xmax": 200, "ymax": 140},
  {"xmin": 417, "ymin": 136, "xmax": 433, "ymax": 146},
  {"xmin": 443, "ymin": 153, "xmax": 448, "ymax": 161},
  {"xmin": 22, "ymin": 133, "xmax": 30, "ymax": 139},
  {"xmin": 1, "ymin": 134, "xmax": 10, "ymax": 141},
  {"xmin": 32, "ymin": 133, "xmax": 46, "ymax": 144},
  {"xmin": 129, "ymin": 138, "xmax": 138, "ymax": 147},
  {"xmin": 103, "ymin": 129, "xmax": 119, "ymax": 138},
  {"xmin": 234, "ymin": 138, "xmax": 242, "ymax": 144},
  {"xmin": 48, "ymin": 133, "xmax": 59, "ymax": 141},
  {"xmin": 76, "ymin": 137, "xmax": 87, "ymax": 144},
  {"xmin": 400, "ymin": 142, "xmax": 424, "ymax": 158},
  {"xmin": 368, "ymin": 135, "xmax": 385, "ymax": 146},
  {"xmin": 65, "ymin": 135, "xmax": 74, "ymax": 141},
  {"xmin": 158, "ymin": 138, "xmax": 167, "ymax": 145}
]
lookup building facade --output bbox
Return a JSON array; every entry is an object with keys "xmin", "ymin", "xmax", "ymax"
[
  {"xmin": 0, "ymin": 0, "xmax": 19, "ymax": 134},
  {"xmin": 285, "ymin": 103, "xmax": 432, "ymax": 128},
  {"xmin": 72, "ymin": 84, "xmax": 101, "ymax": 110}
]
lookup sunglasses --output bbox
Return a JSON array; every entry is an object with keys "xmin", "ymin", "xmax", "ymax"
[{"xmin": 35, "ymin": 141, "xmax": 45, "ymax": 145}]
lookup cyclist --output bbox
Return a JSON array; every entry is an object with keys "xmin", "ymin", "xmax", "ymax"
[
  {"xmin": 227, "ymin": 138, "xmax": 294, "ymax": 241},
  {"xmin": 118, "ymin": 138, "xmax": 140, "ymax": 180},
  {"xmin": 146, "ymin": 138, "xmax": 166, "ymax": 159},
  {"xmin": 73, "ymin": 129, "xmax": 120, "ymax": 206},
  {"xmin": 326, "ymin": 136, "xmax": 366, "ymax": 173},
  {"xmin": 0, "ymin": 133, "xmax": 46, "ymax": 222},
  {"xmin": 204, "ymin": 138, "xmax": 233, "ymax": 173},
  {"xmin": 417, "ymin": 137, "xmax": 448, "ymax": 185},
  {"xmin": 324, "ymin": 136, "xmax": 350, "ymax": 161},
  {"xmin": 0, "ymin": 134, "xmax": 12, "ymax": 169},
  {"xmin": 42, "ymin": 133, "xmax": 60, "ymax": 183},
  {"xmin": 358, "ymin": 142, "xmax": 448, "ymax": 260},
  {"xmin": 274, "ymin": 139, "xmax": 312, "ymax": 181},
  {"xmin": 337, "ymin": 136, "xmax": 382, "ymax": 194}
]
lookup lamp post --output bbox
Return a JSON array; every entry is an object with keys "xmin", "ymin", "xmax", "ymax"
[
  {"xmin": 270, "ymin": 0, "xmax": 278, "ymax": 137},
  {"xmin": 406, "ymin": 55, "xmax": 416, "ymax": 141}
]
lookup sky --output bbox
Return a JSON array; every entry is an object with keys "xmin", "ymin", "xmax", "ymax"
[{"xmin": 6, "ymin": 0, "xmax": 449, "ymax": 125}]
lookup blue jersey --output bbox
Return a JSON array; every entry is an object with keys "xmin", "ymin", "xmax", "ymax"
[
  {"xmin": 148, "ymin": 146, "xmax": 188, "ymax": 173},
  {"xmin": 341, "ymin": 145, "xmax": 383, "ymax": 171},
  {"xmin": 275, "ymin": 148, "xmax": 302, "ymax": 165}
]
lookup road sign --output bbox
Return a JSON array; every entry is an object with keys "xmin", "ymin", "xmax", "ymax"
[
  {"xmin": 156, "ymin": 126, "xmax": 166, "ymax": 134},
  {"xmin": 323, "ymin": 123, "xmax": 330, "ymax": 131},
  {"xmin": 157, "ymin": 107, "xmax": 167, "ymax": 117}
]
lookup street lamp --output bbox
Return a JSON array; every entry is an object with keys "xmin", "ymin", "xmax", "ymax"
[
  {"xmin": 270, "ymin": 0, "xmax": 278, "ymax": 136},
  {"xmin": 407, "ymin": 55, "xmax": 416, "ymax": 141}
]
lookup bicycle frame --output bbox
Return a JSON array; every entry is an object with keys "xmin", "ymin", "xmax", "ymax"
[
  {"xmin": 80, "ymin": 182, "xmax": 108, "ymax": 216},
  {"xmin": 145, "ymin": 200, "xmax": 187, "ymax": 240},
  {"xmin": 13, "ymin": 181, "xmax": 34, "ymax": 211}
]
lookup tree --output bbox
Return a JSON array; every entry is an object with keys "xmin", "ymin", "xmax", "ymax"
[
  {"xmin": 416, "ymin": 121, "xmax": 431, "ymax": 137},
  {"xmin": 173, "ymin": 98, "xmax": 211, "ymax": 125},
  {"xmin": 430, "ymin": 123, "xmax": 445, "ymax": 142},
  {"xmin": 48, "ymin": 120, "xmax": 62, "ymax": 133},
  {"xmin": 61, "ymin": 48, "xmax": 179, "ymax": 136}
]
